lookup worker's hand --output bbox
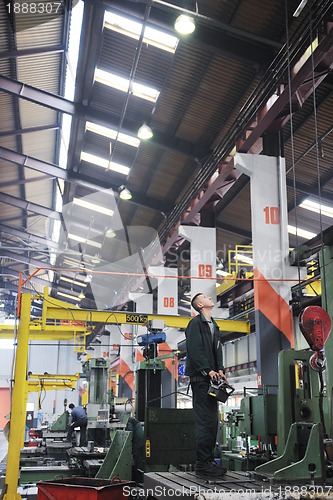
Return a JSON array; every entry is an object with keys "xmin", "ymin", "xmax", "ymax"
[
  {"xmin": 218, "ymin": 370, "xmax": 228, "ymax": 383},
  {"xmin": 208, "ymin": 370, "xmax": 219, "ymax": 381}
]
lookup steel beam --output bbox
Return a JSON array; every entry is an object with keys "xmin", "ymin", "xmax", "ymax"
[
  {"xmin": 216, "ymin": 221, "xmax": 252, "ymax": 240},
  {"xmin": 0, "ymin": 266, "xmax": 52, "ymax": 288},
  {"xmin": 0, "ymin": 250, "xmax": 50, "ymax": 267},
  {"xmin": 0, "ymin": 192, "xmax": 60, "ymax": 220},
  {"xmin": 0, "ymin": 124, "xmax": 59, "ymax": 138},
  {"xmin": 0, "ymin": 174, "xmax": 53, "ymax": 190},
  {"xmin": 0, "ymin": 223, "xmax": 58, "ymax": 249},
  {"xmin": 0, "ymin": 146, "xmax": 66, "ymax": 181},
  {"xmin": 0, "ymin": 76, "xmax": 197, "ymax": 158},
  {"xmin": 161, "ymin": 18, "xmax": 333, "ymax": 254},
  {"xmin": 0, "ymin": 45, "xmax": 64, "ymax": 60},
  {"xmin": 0, "ymin": 147, "xmax": 172, "ymax": 214}
]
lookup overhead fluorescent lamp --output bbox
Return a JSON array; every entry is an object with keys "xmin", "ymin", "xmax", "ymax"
[
  {"xmin": 234, "ymin": 253, "xmax": 253, "ymax": 265},
  {"xmin": 81, "ymin": 151, "xmax": 130, "ymax": 176},
  {"xmin": 104, "ymin": 11, "xmax": 178, "ymax": 53},
  {"xmin": 57, "ymin": 291, "xmax": 81, "ymax": 301},
  {"xmin": 68, "ymin": 232, "xmax": 102, "ymax": 249},
  {"xmin": 85, "ymin": 122, "xmax": 140, "ymax": 148},
  {"xmin": 95, "ymin": 68, "xmax": 160, "ymax": 103},
  {"xmin": 60, "ymin": 276, "xmax": 88, "ymax": 287},
  {"xmin": 288, "ymin": 225, "xmax": 316, "ymax": 240},
  {"xmin": 73, "ymin": 197, "xmax": 114, "ymax": 217},
  {"xmin": 299, "ymin": 199, "xmax": 333, "ymax": 218}
]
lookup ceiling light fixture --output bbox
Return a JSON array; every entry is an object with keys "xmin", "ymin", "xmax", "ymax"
[
  {"xmin": 78, "ymin": 292, "xmax": 86, "ymax": 299},
  {"xmin": 174, "ymin": 14, "xmax": 195, "ymax": 35},
  {"xmin": 91, "ymin": 253, "xmax": 101, "ymax": 264},
  {"xmin": 119, "ymin": 185, "xmax": 133, "ymax": 200},
  {"xmin": 105, "ymin": 228, "xmax": 116, "ymax": 238},
  {"xmin": 137, "ymin": 123, "xmax": 153, "ymax": 140}
]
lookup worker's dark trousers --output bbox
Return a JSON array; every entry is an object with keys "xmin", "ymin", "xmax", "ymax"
[
  {"xmin": 67, "ymin": 420, "xmax": 87, "ymax": 446},
  {"xmin": 191, "ymin": 379, "xmax": 218, "ymax": 463}
]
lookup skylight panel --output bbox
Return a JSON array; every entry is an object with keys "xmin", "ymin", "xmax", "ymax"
[
  {"xmin": 57, "ymin": 291, "xmax": 81, "ymax": 301},
  {"xmin": 81, "ymin": 152, "xmax": 130, "ymax": 176},
  {"xmin": 288, "ymin": 225, "xmax": 316, "ymax": 240},
  {"xmin": 85, "ymin": 122, "xmax": 140, "ymax": 148},
  {"xmin": 73, "ymin": 197, "xmax": 114, "ymax": 216},
  {"xmin": 60, "ymin": 276, "xmax": 88, "ymax": 287},
  {"xmin": 94, "ymin": 68, "xmax": 160, "ymax": 103},
  {"xmin": 67, "ymin": 233, "xmax": 102, "ymax": 249},
  {"xmin": 299, "ymin": 199, "xmax": 333, "ymax": 218},
  {"xmin": 104, "ymin": 11, "xmax": 178, "ymax": 53}
]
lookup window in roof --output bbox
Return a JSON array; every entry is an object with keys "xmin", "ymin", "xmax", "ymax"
[
  {"xmin": 104, "ymin": 11, "xmax": 178, "ymax": 53},
  {"xmin": 299, "ymin": 199, "xmax": 333, "ymax": 218},
  {"xmin": 57, "ymin": 291, "xmax": 81, "ymax": 301},
  {"xmin": 67, "ymin": 233, "xmax": 102, "ymax": 249},
  {"xmin": 85, "ymin": 122, "xmax": 140, "ymax": 148},
  {"xmin": 81, "ymin": 151, "xmax": 130, "ymax": 176},
  {"xmin": 94, "ymin": 68, "xmax": 160, "ymax": 103},
  {"xmin": 73, "ymin": 197, "xmax": 115, "ymax": 216},
  {"xmin": 60, "ymin": 276, "xmax": 88, "ymax": 287},
  {"xmin": 288, "ymin": 225, "xmax": 316, "ymax": 240}
]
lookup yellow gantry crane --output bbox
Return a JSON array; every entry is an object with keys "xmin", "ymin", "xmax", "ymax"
[{"xmin": 0, "ymin": 289, "xmax": 250, "ymax": 499}]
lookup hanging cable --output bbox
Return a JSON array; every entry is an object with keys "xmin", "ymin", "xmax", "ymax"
[
  {"xmin": 284, "ymin": 0, "xmax": 302, "ymax": 287},
  {"xmin": 309, "ymin": 7, "xmax": 329, "ymax": 313}
]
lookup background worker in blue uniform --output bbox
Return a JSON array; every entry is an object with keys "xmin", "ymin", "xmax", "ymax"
[
  {"xmin": 67, "ymin": 403, "xmax": 88, "ymax": 446},
  {"xmin": 185, "ymin": 293, "xmax": 228, "ymax": 477}
]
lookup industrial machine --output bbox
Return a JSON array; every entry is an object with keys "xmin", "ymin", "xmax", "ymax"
[
  {"xmin": 135, "ymin": 327, "xmax": 166, "ymax": 422},
  {"xmin": 83, "ymin": 357, "xmax": 114, "ymax": 446},
  {"xmin": 255, "ymin": 305, "xmax": 332, "ymax": 483}
]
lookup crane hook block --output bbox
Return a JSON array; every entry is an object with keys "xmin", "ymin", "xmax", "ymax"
[{"xmin": 299, "ymin": 305, "xmax": 332, "ymax": 351}]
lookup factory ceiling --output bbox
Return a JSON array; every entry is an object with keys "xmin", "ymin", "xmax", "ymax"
[{"xmin": 0, "ymin": 0, "xmax": 333, "ymax": 312}]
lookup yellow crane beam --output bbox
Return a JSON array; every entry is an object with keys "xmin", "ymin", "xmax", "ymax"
[{"xmin": 40, "ymin": 288, "xmax": 250, "ymax": 333}]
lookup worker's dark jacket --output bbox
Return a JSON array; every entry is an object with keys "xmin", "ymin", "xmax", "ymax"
[{"xmin": 185, "ymin": 313, "xmax": 224, "ymax": 378}]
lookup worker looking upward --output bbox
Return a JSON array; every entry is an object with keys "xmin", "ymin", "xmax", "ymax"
[{"xmin": 185, "ymin": 293, "xmax": 228, "ymax": 477}]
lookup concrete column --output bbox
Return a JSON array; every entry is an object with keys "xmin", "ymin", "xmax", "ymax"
[
  {"xmin": 235, "ymin": 153, "xmax": 305, "ymax": 390},
  {"xmin": 178, "ymin": 226, "xmax": 217, "ymax": 314}
]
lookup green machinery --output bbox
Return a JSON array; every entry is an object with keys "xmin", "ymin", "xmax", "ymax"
[
  {"xmin": 220, "ymin": 389, "xmax": 277, "ymax": 471},
  {"xmin": 254, "ymin": 234, "xmax": 333, "ymax": 484},
  {"xmin": 84, "ymin": 357, "xmax": 114, "ymax": 446}
]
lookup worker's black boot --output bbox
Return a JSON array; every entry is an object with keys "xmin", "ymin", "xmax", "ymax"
[{"xmin": 195, "ymin": 460, "xmax": 227, "ymax": 477}]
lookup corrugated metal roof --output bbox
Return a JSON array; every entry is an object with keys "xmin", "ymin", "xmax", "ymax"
[{"xmin": 1, "ymin": 0, "xmax": 332, "ymax": 311}]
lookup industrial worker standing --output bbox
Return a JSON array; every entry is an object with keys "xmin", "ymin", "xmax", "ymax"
[
  {"xmin": 67, "ymin": 403, "xmax": 88, "ymax": 446},
  {"xmin": 185, "ymin": 293, "xmax": 228, "ymax": 477}
]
